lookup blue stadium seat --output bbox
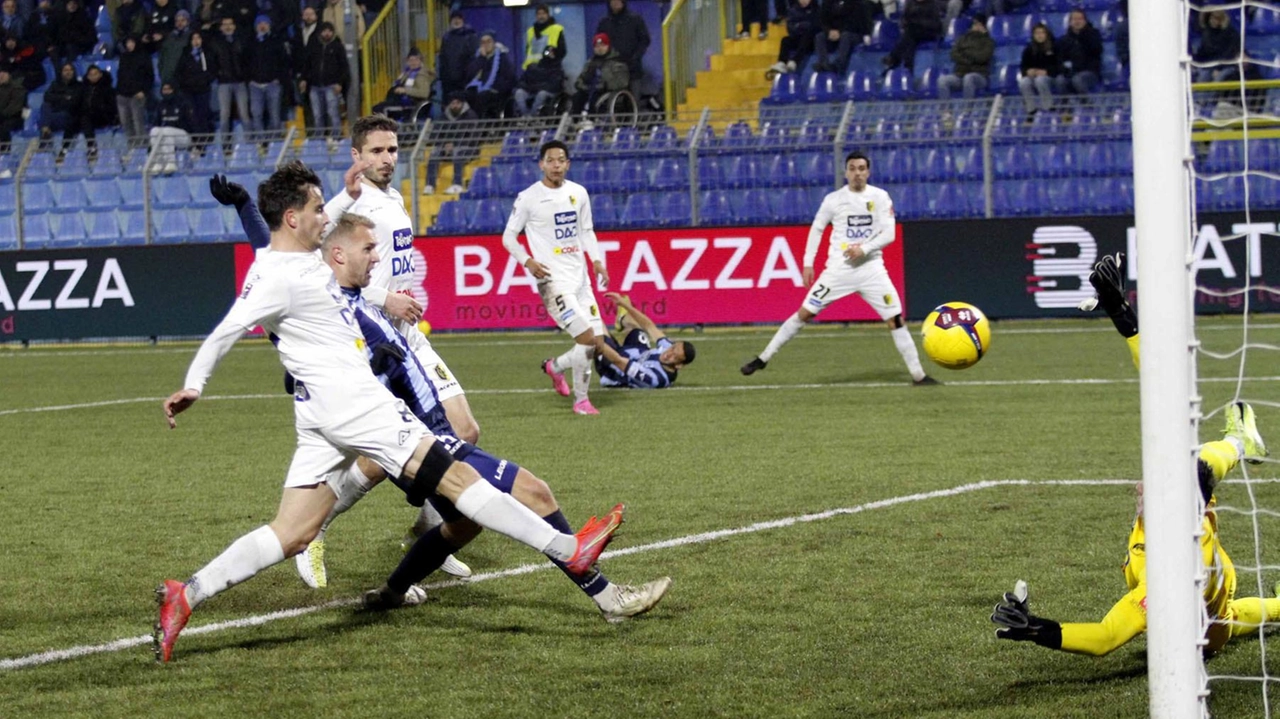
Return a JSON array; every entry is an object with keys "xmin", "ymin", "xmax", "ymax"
[
  {"xmin": 917, "ymin": 147, "xmax": 953, "ymax": 182},
  {"xmin": 797, "ymin": 119, "xmax": 833, "ymax": 148},
  {"xmin": 951, "ymin": 146, "xmax": 982, "ymax": 181},
  {"xmin": 1205, "ymin": 141, "xmax": 1242, "ymax": 173},
  {"xmin": 51, "ymin": 179, "xmax": 87, "ymax": 212},
  {"xmin": 465, "ymin": 166, "xmax": 500, "ymax": 198},
  {"xmin": 645, "ymin": 125, "xmax": 680, "ymax": 153},
  {"xmin": 942, "ymin": 16, "xmax": 965, "ymax": 48},
  {"xmin": 800, "ymin": 152, "xmax": 835, "ymax": 186},
  {"xmin": 618, "ymin": 193, "xmax": 656, "ymax": 228},
  {"xmin": 114, "ymin": 177, "xmax": 141, "ymax": 210},
  {"xmin": 772, "ymin": 187, "xmax": 812, "ymax": 224},
  {"xmin": 591, "ymin": 193, "xmax": 617, "ymax": 226},
  {"xmin": 657, "ymin": 193, "xmax": 692, "ymax": 228},
  {"xmin": 498, "ymin": 132, "xmax": 529, "ymax": 159},
  {"xmin": 48, "ymin": 213, "xmax": 86, "ymax": 247},
  {"xmin": 190, "ymin": 208, "xmax": 229, "ymax": 242},
  {"xmin": 0, "ymin": 184, "xmax": 14, "ymax": 214},
  {"xmin": 153, "ymin": 176, "xmax": 192, "ymax": 209},
  {"xmin": 723, "ymin": 121, "xmax": 754, "ymax": 150},
  {"xmin": 119, "ymin": 210, "xmax": 147, "ymax": 244},
  {"xmin": 870, "ymin": 19, "xmax": 901, "ymax": 50},
  {"xmin": 574, "ymin": 128, "xmax": 605, "ymax": 158},
  {"xmin": 57, "ymin": 149, "xmax": 92, "ymax": 178},
  {"xmin": 1006, "ymin": 180, "xmax": 1047, "ymax": 216},
  {"xmin": 84, "ymin": 210, "xmax": 120, "ymax": 245},
  {"xmin": 184, "ymin": 175, "xmax": 219, "ymax": 208},
  {"xmin": 697, "ymin": 155, "xmax": 726, "ymax": 190},
  {"xmin": 610, "ymin": 126, "xmax": 642, "ymax": 155},
  {"xmin": 89, "ymin": 147, "xmax": 124, "ymax": 176},
  {"xmin": 431, "ymin": 201, "xmax": 468, "ymax": 235},
  {"xmin": 153, "ymin": 210, "xmax": 192, "ymax": 243},
  {"xmin": 651, "ymin": 157, "xmax": 689, "ymax": 191},
  {"xmin": 470, "ymin": 198, "xmax": 509, "ymax": 233},
  {"xmin": 227, "ymin": 143, "xmax": 260, "ymax": 170},
  {"xmin": 723, "ymin": 155, "xmax": 763, "ymax": 189},
  {"xmin": 1088, "ymin": 177, "xmax": 1125, "ymax": 214},
  {"xmin": 731, "ymin": 189, "xmax": 773, "ymax": 225},
  {"xmin": 611, "ymin": 158, "xmax": 649, "ymax": 193},
  {"xmin": 993, "ymin": 63, "xmax": 1021, "ymax": 95},
  {"xmin": 1250, "ymin": 6, "xmax": 1280, "ymax": 35},
  {"xmin": 916, "ymin": 67, "xmax": 941, "ymax": 99},
  {"xmin": 699, "ymin": 190, "xmax": 734, "ymax": 226},
  {"xmin": 1103, "ymin": 57, "xmax": 1129, "ymax": 91},
  {"xmin": 879, "ymin": 148, "xmax": 914, "ymax": 183},
  {"xmin": 26, "ymin": 152, "xmax": 58, "ymax": 179},
  {"xmin": 807, "ymin": 72, "xmax": 841, "ymax": 103},
  {"xmin": 1249, "ymin": 138, "xmax": 1280, "ymax": 173},
  {"xmin": 1098, "ymin": 8, "xmax": 1125, "ymax": 40},
  {"xmin": 987, "ymin": 15, "xmax": 1020, "ymax": 46},
  {"xmin": 22, "ymin": 213, "xmax": 54, "ymax": 247},
  {"xmin": 767, "ymin": 155, "xmax": 802, "ymax": 188},
  {"xmin": 1078, "ymin": 143, "xmax": 1112, "ymax": 177},
  {"xmin": 576, "ymin": 160, "xmax": 608, "ymax": 191},
  {"xmin": 993, "ymin": 145, "xmax": 1033, "ymax": 180},
  {"xmin": 880, "ymin": 68, "xmax": 914, "ymax": 100},
  {"xmin": 932, "ymin": 183, "xmax": 971, "ymax": 219},
  {"xmin": 765, "ymin": 73, "xmax": 802, "ymax": 105},
  {"xmin": 1031, "ymin": 143, "xmax": 1076, "ymax": 178},
  {"xmin": 24, "ymin": 182, "xmax": 56, "ymax": 213},
  {"xmin": 1047, "ymin": 178, "xmax": 1087, "ymax": 214},
  {"xmin": 894, "ymin": 184, "xmax": 927, "ymax": 220},
  {"xmin": 756, "ymin": 123, "xmax": 792, "ymax": 149},
  {"xmin": 508, "ymin": 162, "xmax": 540, "ymax": 188}
]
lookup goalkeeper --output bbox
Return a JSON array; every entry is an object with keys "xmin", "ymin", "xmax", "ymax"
[{"xmin": 991, "ymin": 253, "xmax": 1275, "ymax": 657}]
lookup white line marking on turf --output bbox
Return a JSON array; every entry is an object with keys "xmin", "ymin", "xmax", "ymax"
[
  {"xmin": 0, "ymin": 478, "xmax": 1128, "ymax": 671},
  {"xmin": 5, "ymin": 375, "xmax": 1280, "ymax": 417}
]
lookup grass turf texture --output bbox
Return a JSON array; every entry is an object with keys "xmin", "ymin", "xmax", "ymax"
[{"xmin": 1, "ymin": 317, "xmax": 1278, "ymax": 718}]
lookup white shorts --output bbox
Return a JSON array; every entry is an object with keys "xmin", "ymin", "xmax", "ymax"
[
  {"xmin": 539, "ymin": 280, "xmax": 605, "ymax": 338},
  {"xmin": 284, "ymin": 397, "xmax": 429, "ymax": 488},
  {"xmin": 802, "ymin": 262, "xmax": 903, "ymax": 320},
  {"xmin": 401, "ymin": 319, "xmax": 465, "ymax": 402}
]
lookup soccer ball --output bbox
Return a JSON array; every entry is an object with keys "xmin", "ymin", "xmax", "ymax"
[{"xmin": 921, "ymin": 302, "xmax": 991, "ymax": 370}]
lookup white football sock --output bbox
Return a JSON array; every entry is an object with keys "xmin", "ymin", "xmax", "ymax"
[
  {"xmin": 571, "ymin": 343, "xmax": 594, "ymax": 401},
  {"xmin": 551, "ymin": 345, "xmax": 577, "ymax": 374},
  {"xmin": 185, "ymin": 525, "xmax": 285, "ymax": 608},
  {"xmin": 891, "ymin": 326, "xmax": 927, "ymax": 381},
  {"xmin": 317, "ymin": 463, "xmax": 377, "ymax": 537},
  {"xmin": 760, "ymin": 313, "xmax": 806, "ymax": 362},
  {"xmin": 453, "ymin": 480, "xmax": 575, "ymax": 561}
]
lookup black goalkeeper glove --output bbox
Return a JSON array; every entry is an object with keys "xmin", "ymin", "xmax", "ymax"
[
  {"xmin": 284, "ymin": 370, "xmax": 296, "ymax": 395},
  {"xmin": 370, "ymin": 342, "xmax": 407, "ymax": 376},
  {"xmin": 209, "ymin": 174, "xmax": 251, "ymax": 210},
  {"xmin": 991, "ymin": 580, "xmax": 1063, "ymax": 649},
  {"xmin": 1088, "ymin": 252, "xmax": 1138, "ymax": 338}
]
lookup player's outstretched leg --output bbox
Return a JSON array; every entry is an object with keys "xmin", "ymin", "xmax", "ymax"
[
  {"xmin": 542, "ymin": 358, "xmax": 571, "ymax": 397},
  {"xmin": 1225, "ymin": 401, "xmax": 1269, "ymax": 464},
  {"xmin": 744, "ymin": 311, "xmax": 809, "ymax": 375},
  {"xmin": 402, "ymin": 501, "xmax": 472, "ymax": 578},
  {"xmin": 153, "ymin": 579, "xmax": 191, "ymax": 663},
  {"xmin": 600, "ymin": 577, "xmax": 674, "ymax": 624}
]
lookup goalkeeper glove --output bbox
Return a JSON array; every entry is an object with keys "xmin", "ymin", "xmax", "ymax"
[
  {"xmin": 283, "ymin": 370, "xmax": 296, "ymax": 395},
  {"xmin": 209, "ymin": 174, "xmax": 251, "ymax": 210},
  {"xmin": 1088, "ymin": 253, "xmax": 1138, "ymax": 338},
  {"xmin": 991, "ymin": 580, "xmax": 1063, "ymax": 649},
  {"xmin": 370, "ymin": 342, "xmax": 407, "ymax": 376}
]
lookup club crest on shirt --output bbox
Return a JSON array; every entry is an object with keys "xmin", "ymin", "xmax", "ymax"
[
  {"xmin": 435, "ymin": 365, "xmax": 451, "ymax": 381},
  {"xmin": 867, "ymin": 201, "xmax": 874, "ymax": 211},
  {"xmin": 883, "ymin": 294, "xmax": 893, "ymax": 306},
  {"xmin": 569, "ymin": 195, "xmax": 577, "ymax": 206}
]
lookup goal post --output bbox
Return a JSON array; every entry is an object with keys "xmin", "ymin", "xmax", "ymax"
[{"xmin": 1129, "ymin": 0, "xmax": 1204, "ymax": 716}]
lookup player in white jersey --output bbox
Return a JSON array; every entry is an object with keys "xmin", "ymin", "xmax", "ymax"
[
  {"xmin": 298, "ymin": 114, "xmax": 477, "ymax": 585},
  {"xmin": 502, "ymin": 140, "xmax": 630, "ymax": 415},
  {"xmin": 152, "ymin": 162, "xmax": 624, "ymax": 663},
  {"xmin": 740, "ymin": 151, "xmax": 936, "ymax": 386}
]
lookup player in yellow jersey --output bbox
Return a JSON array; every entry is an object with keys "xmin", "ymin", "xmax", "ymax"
[{"xmin": 991, "ymin": 253, "xmax": 1274, "ymax": 657}]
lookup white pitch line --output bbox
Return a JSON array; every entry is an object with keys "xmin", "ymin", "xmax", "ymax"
[{"xmin": 0, "ymin": 478, "xmax": 1128, "ymax": 672}]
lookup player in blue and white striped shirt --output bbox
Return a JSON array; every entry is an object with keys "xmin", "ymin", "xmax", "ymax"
[{"xmin": 594, "ymin": 292, "xmax": 696, "ymax": 389}]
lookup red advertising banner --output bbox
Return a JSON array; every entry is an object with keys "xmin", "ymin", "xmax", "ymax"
[{"xmin": 233, "ymin": 225, "xmax": 906, "ymax": 331}]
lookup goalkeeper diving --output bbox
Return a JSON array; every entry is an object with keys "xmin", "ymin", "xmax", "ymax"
[{"xmin": 991, "ymin": 253, "xmax": 1275, "ymax": 657}]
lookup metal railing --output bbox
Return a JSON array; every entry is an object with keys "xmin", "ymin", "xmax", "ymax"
[
  {"xmin": 361, "ymin": 0, "xmax": 406, "ymax": 117},
  {"xmin": 662, "ymin": 0, "xmax": 731, "ymax": 122}
]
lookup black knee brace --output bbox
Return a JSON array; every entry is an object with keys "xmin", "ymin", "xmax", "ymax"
[{"xmin": 393, "ymin": 440, "xmax": 456, "ymax": 507}]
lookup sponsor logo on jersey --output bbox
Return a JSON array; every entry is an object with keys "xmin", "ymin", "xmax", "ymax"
[
  {"xmin": 494, "ymin": 459, "xmax": 508, "ymax": 481},
  {"xmin": 553, "ymin": 246, "xmax": 580, "ymax": 255},
  {"xmin": 559, "ymin": 308, "xmax": 576, "ymax": 321},
  {"xmin": 393, "ymin": 228, "xmax": 413, "ymax": 252},
  {"xmin": 555, "ymin": 211, "xmax": 577, "ymax": 225},
  {"xmin": 240, "ymin": 275, "xmax": 257, "ymax": 299},
  {"xmin": 848, "ymin": 215, "xmax": 873, "ymax": 227}
]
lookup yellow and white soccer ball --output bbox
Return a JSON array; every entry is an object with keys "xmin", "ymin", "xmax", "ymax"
[{"xmin": 921, "ymin": 302, "xmax": 991, "ymax": 370}]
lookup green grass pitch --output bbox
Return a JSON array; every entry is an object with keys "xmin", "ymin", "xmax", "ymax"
[{"xmin": 1, "ymin": 317, "xmax": 1278, "ymax": 718}]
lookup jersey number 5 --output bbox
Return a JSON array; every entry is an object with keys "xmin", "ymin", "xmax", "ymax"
[{"xmin": 553, "ymin": 295, "xmax": 567, "ymax": 312}]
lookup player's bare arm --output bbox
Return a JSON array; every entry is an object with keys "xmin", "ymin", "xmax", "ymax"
[
  {"xmin": 163, "ymin": 389, "xmax": 201, "ymax": 429},
  {"xmin": 802, "ymin": 266, "xmax": 815, "ymax": 286},
  {"xmin": 525, "ymin": 258, "xmax": 551, "ymax": 279},
  {"xmin": 606, "ymin": 292, "xmax": 663, "ymax": 341},
  {"xmin": 592, "ymin": 260, "xmax": 609, "ymax": 291},
  {"xmin": 844, "ymin": 244, "xmax": 867, "ymax": 261},
  {"xmin": 343, "ymin": 159, "xmax": 374, "ymax": 201},
  {"xmin": 382, "ymin": 292, "xmax": 423, "ymax": 323}
]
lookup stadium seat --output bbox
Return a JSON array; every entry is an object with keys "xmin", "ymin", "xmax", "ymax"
[
  {"xmin": 880, "ymin": 68, "xmax": 914, "ymax": 100},
  {"xmin": 869, "ymin": 19, "xmax": 900, "ymax": 50},
  {"xmin": 26, "ymin": 152, "xmax": 58, "ymax": 179},
  {"xmin": 190, "ymin": 208, "xmax": 228, "ymax": 242},
  {"xmin": 52, "ymin": 180, "xmax": 87, "ymax": 212},
  {"xmin": 431, "ymin": 200, "xmax": 468, "ymax": 235},
  {"xmin": 153, "ymin": 176, "xmax": 192, "ymax": 209},
  {"xmin": 84, "ymin": 209, "xmax": 121, "ymax": 245},
  {"xmin": 1077, "ymin": 143, "xmax": 1112, "ymax": 177},
  {"xmin": 1046, "ymin": 178, "xmax": 1087, "ymax": 214},
  {"xmin": 48, "ymin": 213, "xmax": 87, "ymax": 247},
  {"xmin": 574, "ymin": 128, "xmax": 605, "ymax": 158},
  {"xmin": 696, "ymin": 156, "xmax": 726, "ymax": 190},
  {"xmin": 723, "ymin": 121, "xmax": 754, "ymax": 150},
  {"xmin": 697, "ymin": 190, "xmax": 734, "ymax": 227},
  {"xmin": 153, "ymin": 210, "xmax": 192, "ymax": 243},
  {"xmin": 879, "ymin": 148, "xmax": 914, "ymax": 183},
  {"xmin": 756, "ymin": 122, "xmax": 792, "ymax": 149},
  {"xmin": 1007, "ymin": 180, "xmax": 1047, "ymax": 216},
  {"xmin": 576, "ymin": 160, "xmax": 608, "ymax": 191},
  {"xmin": 894, "ymin": 184, "xmax": 927, "ymax": 220},
  {"xmin": 1205, "ymin": 141, "xmax": 1242, "ymax": 174},
  {"xmin": 798, "ymin": 152, "xmax": 834, "ymax": 186},
  {"xmin": 993, "ymin": 145, "xmax": 1033, "ymax": 180},
  {"xmin": 952, "ymin": 146, "xmax": 982, "ymax": 181},
  {"xmin": 797, "ymin": 119, "xmax": 833, "ymax": 148},
  {"xmin": 617, "ymin": 193, "xmax": 656, "ymax": 228},
  {"xmin": 591, "ymin": 193, "xmax": 617, "ymax": 226},
  {"xmin": 508, "ymin": 162, "xmax": 540, "ymax": 188},
  {"xmin": 89, "ymin": 147, "xmax": 124, "ymax": 176},
  {"xmin": 119, "ymin": 210, "xmax": 146, "ymax": 244},
  {"xmin": 57, "ymin": 150, "xmax": 92, "ymax": 178},
  {"xmin": 651, "ymin": 157, "xmax": 689, "ymax": 191},
  {"xmin": 992, "ymin": 63, "xmax": 1021, "ymax": 95},
  {"xmin": 469, "ymin": 198, "xmax": 509, "ymax": 233},
  {"xmin": 723, "ymin": 155, "xmax": 763, "ymax": 189},
  {"xmin": 645, "ymin": 125, "xmax": 680, "ymax": 154},
  {"xmin": 917, "ymin": 147, "xmax": 953, "ymax": 182},
  {"xmin": 942, "ymin": 16, "xmax": 965, "ymax": 48},
  {"xmin": 1089, "ymin": 177, "xmax": 1125, "ymax": 215},
  {"xmin": 21, "ymin": 213, "xmax": 54, "ymax": 247},
  {"xmin": 1032, "ymin": 143, "xmax": 1076, "ymax": 178},
  {"xmin": 611, "ymin": 126, "xmax": 642, "ymax": 155},
  {"xmin": 465, "ymin": 166, "xmax": 500, "ymax": 198},
  {"xmin": 766, "ymin": 155, "xmax": 802, "ymax": 188},
  {"xmin": 734, "ymin": 189, "xmax": 774, "ymax": 225},
  {"xmin": 772, "ymin": 187, "xmax": 812, "ymax": 224},
  {"xmin": 657, "ymin": 192, "xmax": 692, "ymax": 227},
  {"xmin": 765, "ymin": 73, "xmax": 803, "ymax": 105},
  {"xmin": 1250, "ymin": 6, "xmax": 1280, "ymax": 35},
  {"xmin": 185, "ymin": 175, "xmax": 219, "ymax": 208},
  {"xmin": 498, "ymin": 132, "xmax": 529, "ymax": 159},
  {"xmin": 987, "ymin": 15, "xmax": 1019, "ymax": 46},
  {"xmin": 0, "ymin": 183, "xmax": 14, "ymax": 214},
  {"xmin": 916, "ymin": 67, "xmax": 941, "ymax": 99},
  {"xmin": 932, "ymin": 183, "xmax": 971, "ymax": 219},
  {"xmin": 807, "ymin": 72, "xmax": 842, "ymax": 103},
  {"xmin": 227, "ymin": 143, "xmax": 260, "ymax": 170},
  {"xmin": 23, "ymin": 182, "xmax": 56, "ymax": 213},
  {"xmin": 610, "ymin": 158, "xmax": 648, "ymax": 193},
  {"xmin": 1249, "ymin": 138, "xmax": 1280, "ymax": 173}
]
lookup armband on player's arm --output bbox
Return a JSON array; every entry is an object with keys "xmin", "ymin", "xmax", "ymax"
[{"xmin": 991, "ymin": 580, "xmax": 1064, "ymax": 650}]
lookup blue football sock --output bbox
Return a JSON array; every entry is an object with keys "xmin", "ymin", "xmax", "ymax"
[{"xmin": 544, "ymin": 510, "xmax": 609, "ymax": 597}]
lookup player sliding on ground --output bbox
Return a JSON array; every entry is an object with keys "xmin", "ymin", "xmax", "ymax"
[
  {"xmin": 991, "ymin": 253, "xmax": 1274, "ymax": 657},
  {"xmin": 155, "ymin": 163, "xmax": 625, "ymax": 662},
  {"xmin": 740, "ymin": 151, "xmax": 935, "ymax": 386},
  {"xmin": 593, "ymin": 292, "xmax": 696, "ymax": 389}
]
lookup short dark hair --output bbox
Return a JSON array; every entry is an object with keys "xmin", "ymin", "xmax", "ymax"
[
  {"xmin": 352, "ymin": 114, "xmax": 399, "ymax": 151},
  {"xmin": 535, "ymin": 3, "xmax": 550, "ymax": 12},
  {"xmin": 539, "ymin": 139, "xmax": 569, "ymax": 161},
  {"xmin": 680, "ymin": 341, "xmax": 696, "ymax": 365},
  {"xmin": 845, "ymin": 150, "xmax": 871, "ymax": 169},
  {"xmin": 259, "ymin": 161, "xmax": 323, "ymax": 231}
]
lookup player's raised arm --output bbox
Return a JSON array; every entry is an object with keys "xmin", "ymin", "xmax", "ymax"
[
  {"xmin": 606, "ymin": 292, "xmax": 663, "ymax": 341},
  {"xmin": 210, "ymin": 174, "xmax": 271, "ymax": 249},
  {"xmin": 502, "ymin": 193, "xmax": 548, "ymax": 278},
  {"xmin": 802, "ymin": 195, "xmax": 835, "ymax": 286}
]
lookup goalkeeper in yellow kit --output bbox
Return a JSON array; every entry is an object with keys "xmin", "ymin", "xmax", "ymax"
[{"xmin": 990, "ymin": 253, "xmax": 1275, "ymax": 657}]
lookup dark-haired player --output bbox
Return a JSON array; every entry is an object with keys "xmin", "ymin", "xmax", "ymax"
[
  {"xmin": 740, "ymin": 150, "xmax": 934, "ymax": 386},
  {"xmin": 595, "ymin": 292, "xmax": 696, "ymax": 389},
  {"xmin": 501, "ymin": 139, "xmax": 629, "ymax": 414}
]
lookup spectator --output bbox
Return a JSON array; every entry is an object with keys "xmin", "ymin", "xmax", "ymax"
[
  {"xmin": 25, "ymin": 0, "xmax": 58, "ymax": 66},
  {"xmin": 513, "ymin": 46, "xmax": 565, "ymax": 117},
  {"xmin": 423, "ymin": 91, "xmax": 477, "ymax": 196},
  {"xmin": 523, "ymin": 3, "xmax": 565, "ymax": 70},
  {"xmin": 197, "ymin": 0, "xmax": 218, "ymax": 32},
  {"xmin": 595, "ymin": 0, "xmax": 650, "ymax": 99},
  {"xmin": 115, "ymin": 35, "xmax": 152, "ymax": 145},
  {"xmin": 769, "ymin": 0, "xmax": 819, "ymax": 75},
  {"xmin": 992, "ymin": 0, "xmax": 1031, "ymax": 15},
  {"xmin": 114, "ymin": 0, "xmax": 148, "ymax": 49},
  {"xmin": 321, "ymin": 0, "xmax": 364, "ymax": 43},
  {"xmin": 883, "ymin": 0, "xmax": 943, "ymax": 74},
  {"xmin": 739, "ymin": 0, "xmax": 769, "ymax": 40},
  {"xmin": 176, "ymin": 31, "xmax": 215, "ymax": 137},
  {"xmin": 211, "ymin": 0, "xmax": 255, "ymax": 36},
  {"xmin": 372, "ymin": 46, "xmax": 432, "ymax": 120},
  {"xmin": 437, "ymin": 9, "xmax": 478, "ymax": 101},
  {"xmin": 245, "ymin": 14, "xmax": 287, "ymax": 133},
  {"xmin": 1055, "ymin": 8, "xmax": 1102, "ymax": 94},
  {"xmin": 0, "ymin": 65, "xmax": 24, "ymax": 153},
  {"xmin": 464, "ymin": 29, "xmax": 514, "ymax": 120},
  {"xmin": 815, "ymin": 0, "xmax": 872, "ymax": 75},
  {"xmin": 82, "ymin": 63, "xmax": 117, "ymax": 152},
  {"xmin": 357, "ymin": 0, "xmax": 385, "ymax": 28},
  {"xmin": 1017, "ymin": 22, "xmax": 1060, "ymax": 117},
  {"xmin": 144, "ymin": 0, "xmax": 179, "ymax": 54},
  {"xmin": 290, "ymin": 4, "xmax": 320, "ymax": 129},
  {"xmin": 210, "ymin": 15, "xmax": 250, "ymax": 141},
  {"xmin": 1, "ymin": 0, "xmax": 25, "ymax": 41},
  {"xmin": 40, "ymin": 62, "xmax": 88, "ymax": 157},
  {"xmin": 304, "ymin": 20, "xmax": 347, "ymax": 138},
  {"xmin": 158, "ymin": 10, "xmax": 192, "ymax": 85},
  {"xmin": 150, "ymin": 82, "xmax": 193, "ymax": 172},
  {"xmin": 1, "ymin": 34, "xmax": 45, "ymax": 91},
  {"xmin": 1193, "ymin": 10, "xmax": 1240, "ymax": 83},
  {"xmin": 937, "ymin": 13, "xmax": 993, "ymax": 100},
  {"xmin": 54, "ymin": 0, "xmax": 97, "ymax": 63},
  {"xmin": 570, "ymin": 32, "xmax": 628, "ymax": 117}
]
